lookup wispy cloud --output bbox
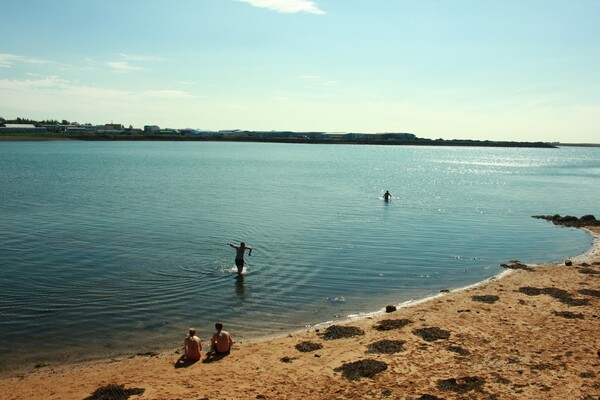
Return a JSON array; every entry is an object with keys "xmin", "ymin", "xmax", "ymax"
[
  {"xmin": 238, "ymin": 0, "xmax": 325, "ymax": 15},
  {"xmin": 300, "ymin": 74, "xmax": 340, "ymax": 86},
  {"xmin": 0, "ymin": 53, "xmax": 52, "ymax": 68},
  {"xmin": 117, "ymin": 53, "xmax": 164, "ymax": 62},
  {"xmin": 106, "ymin": 61, "xmax": 145, "ymax": 73}
]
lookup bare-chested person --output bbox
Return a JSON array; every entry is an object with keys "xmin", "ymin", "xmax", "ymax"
[
  {"xmin": 184, "ymin": 328, "xmax": 203, "ymax": 361},
  {"xmin": 211, "ymin": 322, "xmax": 234, "ymax": 354},
  {"xmin": 227, "ymin": 242, "xmax": 252, "ymax": 274}
]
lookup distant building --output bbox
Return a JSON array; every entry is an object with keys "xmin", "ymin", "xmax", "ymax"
[
  {"xmin": 0, "ymin": 124, "xmax": 47, "ymax": 133},
  {"xmin": 144, "ymin": 125, "xmax": 160, "ymax": 133}
]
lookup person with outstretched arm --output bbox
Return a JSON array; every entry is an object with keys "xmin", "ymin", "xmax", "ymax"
[{"xmin": 228, "ymin": 242, "xmax": 252, "ymax": 274}]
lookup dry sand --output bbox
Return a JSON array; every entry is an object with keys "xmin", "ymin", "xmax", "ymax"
[{"xmin": 1, "ymin": 228, "xmax": 599, "ymax": 400}]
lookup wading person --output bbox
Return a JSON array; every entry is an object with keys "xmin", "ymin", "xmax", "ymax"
[{"xmin": 227, "ymin": 242, "xmax": 252, "ymax": 274}]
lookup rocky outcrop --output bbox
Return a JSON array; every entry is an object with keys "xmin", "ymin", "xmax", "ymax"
[{"xmin": 532, "ymin": 214, "xmax": 600, "ymax": 227}]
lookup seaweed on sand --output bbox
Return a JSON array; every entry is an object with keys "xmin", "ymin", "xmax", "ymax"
[
  {"xmin": 322, "ymin": 325, "xmax": 365, "ymax": 340},
  {"xmin": 437, "ymin": 376, "xmax": 485, "ymax": 393},
  {"xmin": 412, "ymin": 327, "xmax": 451, "ymax": 342},
  {"xmin": 472, "ymin": 295, "xmax": 500, "ymax": 304},
  {"xmin": 373, "ymin": 318, "xmax": 412, "ymax": 331},
  {"xmin": 578, "ymin": 267, "xmax": 600, "ymax": 275},
  {"xmin": 553, "ymin": 310, "xmax": 585, "ymax": 319},
  {"xmin": 295, "ymin": 341, "xmax": 323, "ymax": 352},
  {"xmin": 84, "ymin": 383, "xmax": 145, "ymax": 400},
  {"xmin": 518, "ymin": 287, "xmax": 590, "ymax": 306},
  {"xmin": 447, "ymin": 346, "xmax": 471, "ymax": 356},
  {"xmin": 579, "ymin": 288, "xmax": 600, "ymax": 297},
  {"xmin": 334, "ymin": 359, "xmax": 388, "ymax": 381},
  {"xmin": 366, "ymin": 339, "xmax": 406, "ymax": 354}
]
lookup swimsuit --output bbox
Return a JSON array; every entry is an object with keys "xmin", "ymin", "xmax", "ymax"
[{"xmin": 235, "ymin": 258, "xmax": 244, "ymax": 268}]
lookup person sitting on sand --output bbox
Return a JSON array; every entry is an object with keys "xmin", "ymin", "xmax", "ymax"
[
  {"xmin": 184, "ymin": 328, "xmax": 203, "ymax": 361},
  {"xmin": 228, "ymin": 242, "xmax": 252, "ymax": 274},
  {"xmin": 211, "ymin": 322, "xmax": 234, "ymax": 354}
]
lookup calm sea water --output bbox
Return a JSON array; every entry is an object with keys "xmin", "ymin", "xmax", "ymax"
[{"xmin": 1, "ymin": 141, "xmax": 598, "ymax": 370}]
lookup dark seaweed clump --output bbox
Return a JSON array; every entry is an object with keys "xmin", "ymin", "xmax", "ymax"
[
  {"xmin": 367, "ymin": 339, "xmax": 406, "ymax": 354},
  {"xmin": 417, "ymin": 395, "xmax": 443, "ymax": 400},
  {"xmin": 84, "ymin": 384, "xmax": 145, "ymax": 400},
  {"xmin": 437, "ymin": 376, "xmax": 485, "ymax": 393},
  {"xmin": 334, "ymin": 359, "xmax": 388, "ymax": 381},
  {"xmin": 373, "ymin": 318, "xmax": 412, "ymax": 331},
  {"xmin": 579, "ymin": 288, "xmax": 600, "ymax": 297},
  {"xmin": 322, "ymin": 325, "xmax": 365, "ymax": 340},
  {"xmin": 295, "ymin": 341, "xmax": 323, "ymax": 352},
  {"xmin": 518, "ymin": 287, "xmax": 590, "ymax": 306},
  {"xmin": 553, "ymin": 310, "xmax": 585, "ymax": 319},
  {"xmin": 472, "ymin": 295, "xmax": 500, "ymax": 304},
  {"xmin": 448, "ymin": 346, "xmax": 471, "ymax": 356},
  {"xmin": 413, "ymin": 327, "xmax": 451, "ymax": 342},
  {"xmin": 578, "ymin": 268, "xmax": 600, "ymax": 275}
]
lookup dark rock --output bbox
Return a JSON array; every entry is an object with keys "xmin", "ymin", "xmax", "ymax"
[
  {"xmin": 417, "ymin": 395, "xmax": 443, "ymax": 400},
  {"xmin": 280, "ymin": 356, "xmax": 294, "ymax": 363},
  {"xmin": 532, "ymin": 214, "xmax": 600, "ymax": 227},
  {"xmin": 500, "ymin": 261, "xmax": 533, "ymax": 271},
  {"xmin": 334, "ymin": 359, "xmax": 388, "ymax": 381},
  {"xmin": 565, "ymin": 259, "xmax": 573, "ymax": 266},
  {"xmin": 385, "ymin": 305, "xmax": 397, "ymax": 313}
]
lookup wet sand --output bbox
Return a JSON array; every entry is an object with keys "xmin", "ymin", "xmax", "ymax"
[{"xmin": 1, "ymin": 228, "xmax": 599, "ymax": 400}]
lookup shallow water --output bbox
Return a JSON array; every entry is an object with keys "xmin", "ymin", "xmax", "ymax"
[{"xmin": 0, "ymin": 142, "xmax": 598, "ymax": 370}]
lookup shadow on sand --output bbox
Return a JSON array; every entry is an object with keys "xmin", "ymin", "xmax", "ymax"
[
  {"xmin": 174, "ymin": 354, "xmax": 199, "ymax": 369},
  {"xmin": 202, "ymin": 351, "xmax": 230, "ymax": 364}
]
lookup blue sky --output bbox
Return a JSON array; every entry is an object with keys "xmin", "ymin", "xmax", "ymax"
[{"xmin": 1, "ymin": 0, "xmax": 599, "ymax": 142}]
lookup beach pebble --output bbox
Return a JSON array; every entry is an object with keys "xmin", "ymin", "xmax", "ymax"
[{"xmin": 385, "ymin": 305, "xmax": 397, "ymax": 313}]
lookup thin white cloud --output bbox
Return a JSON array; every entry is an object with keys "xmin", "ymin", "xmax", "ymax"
[
  {"xmin": 0, "ymin": 53, "xmax": 51, "ymax": 68},
  {"xmin": 117, "ymin": 53, "xmax": 164, "ymax": 62},
  {"xmin": 106, "ymin": 61, "xmax": 145, "ymax": 73},
  {"xmin": 238, "ymin": 0, "xmax": 325, "ymax": 15}
]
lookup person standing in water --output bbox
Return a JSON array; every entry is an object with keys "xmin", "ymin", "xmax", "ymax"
[
  {"xmin": 228, "ymin": 242, "xmax": 252, "ymax": 274},
  {"xmin": 383, "ymin": 190, "xmax": 392, "ymax": 201}
]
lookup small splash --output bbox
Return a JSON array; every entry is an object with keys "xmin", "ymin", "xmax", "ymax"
[{"xmin": 326, "ymin": 296, "xmax": 346, "ymax": 303}]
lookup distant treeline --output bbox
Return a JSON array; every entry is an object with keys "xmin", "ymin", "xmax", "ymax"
[{"xmin": 1, "ymin": 116, "xmax": 558, "ymax": 148}]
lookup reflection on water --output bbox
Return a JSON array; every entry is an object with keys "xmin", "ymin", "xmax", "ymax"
[{"xmin": 235, "ymin": 275, "xmax": 245, "ymax": 297}]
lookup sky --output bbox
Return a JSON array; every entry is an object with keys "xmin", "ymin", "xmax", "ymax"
[{"xmin": 1, "ymin": 0, "xmax": 599, "ymax": 143}]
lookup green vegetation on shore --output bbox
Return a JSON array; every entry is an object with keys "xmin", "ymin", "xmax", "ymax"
[{"xmin": 0, "ymin": 116, "xmax": 560, "ymax": 148}]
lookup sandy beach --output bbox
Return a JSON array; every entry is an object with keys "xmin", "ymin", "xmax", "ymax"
[{"xmin": 1, "ymin": 227, "xmax": 598, "ymax": 400}]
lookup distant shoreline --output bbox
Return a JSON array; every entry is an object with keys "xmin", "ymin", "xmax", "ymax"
[{"xmin": 0, "ymin": 134, "xmax": 565, "ymax": 148}]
